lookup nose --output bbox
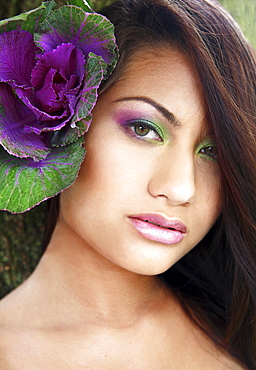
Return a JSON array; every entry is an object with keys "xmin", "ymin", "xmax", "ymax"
[{"xmin": 148, "ymin": 152, "xmax": 196, "ymax": 206}]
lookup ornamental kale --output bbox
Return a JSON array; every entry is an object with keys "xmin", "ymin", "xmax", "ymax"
[{"xmin": 0, "ymin": 1, "xmax": 118, "ymax": 213}]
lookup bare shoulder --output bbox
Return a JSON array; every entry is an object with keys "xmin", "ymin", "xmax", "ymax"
[
  {"xmin": 0, "ymin": 289, "xmax": 48, "ymax": 370},
  {"xmin": 183, "ymin": 322, "xmax": 247, "ymax": 370},
  {"xmin": 0, "ymin": 287, "xmax": 248, "ymax": 370},
  {"xmin": 0, "ymin": 292, "xmax": 23, "ymax": 369},
  {"xmin": 187, "ymin": 333, "xmax": 247, "ymax": 370},
  {"xmin": 160, "ymin": 295, "xmax": 248, "ymax": 370}
]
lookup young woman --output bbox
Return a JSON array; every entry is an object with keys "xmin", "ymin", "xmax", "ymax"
[{"xmin": 0, "ymin": 0, "xmax": 255, "ymax": 368}]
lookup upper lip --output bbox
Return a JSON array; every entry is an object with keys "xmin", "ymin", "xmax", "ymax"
[{"xmin": 129, "ymin": 214, "xmax": 187, "ymax": 233}]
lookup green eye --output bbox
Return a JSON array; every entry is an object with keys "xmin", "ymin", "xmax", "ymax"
[{"xmin": 134, "ymin": 124, "xmax": 151, "ymax": 136}]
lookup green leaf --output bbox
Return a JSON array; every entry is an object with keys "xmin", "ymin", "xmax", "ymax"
[
  {"xmin": 0, "ymin": 140, "xmax": 85, "ymax": 213},
  {"xmin": 71, "ymin": 53, "xmax": 105, "ymax": 124},
  {"xmin": 0, "ymin": 2, "xmax": 56, "ymax": 34},
  {"xmin": 51, "ymin": 52, "xmax": 105, "ymax": 147},
  {"xmin": 37, "ymin": 6, "xmax": 118, "ymax": 68},
  {"xmin": 61, "ymin": 115, "xmax": 92, "ymax": 145},
  {"xmin": 67, "ymin": 0, "xmax": 93, "ymax": 12}
]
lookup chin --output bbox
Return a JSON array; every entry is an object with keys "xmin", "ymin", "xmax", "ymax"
[{"xmin": 117, "ymin": 254, "xmax": 182, "ymax": 276}]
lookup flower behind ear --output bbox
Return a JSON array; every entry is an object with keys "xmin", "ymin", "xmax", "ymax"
[{"xmin": 0, "ymin": 1, "xmax": 118, "ymax": 213}]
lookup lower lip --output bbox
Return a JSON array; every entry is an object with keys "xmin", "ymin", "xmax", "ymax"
[{"xmin": 129, "ymin": 218, "xmax": 184, "ymax": 245}]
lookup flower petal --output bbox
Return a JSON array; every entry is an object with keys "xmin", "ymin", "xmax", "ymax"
[
  {"xmin": 13, "ymin": 43, "xmax": 86, "ymax": 133},
  {"xmin": 0, "ymin": 30, "xmax": 39, "ymax": 87},
  {"xmin": 70, "ymin": 52, "xmax": 103, "ymax": 126},
  {"xmin": 51, "ymin": 52, "xmax": 104, "ymax": 146},
  {"xmin": 37, "ymin": 7, "xmax": 118, "ymax": 68},
  {"xmin": 0, "ymin": 84, "xmax": 50, "ymax": 160},
  {"xmin": 34, "ymin": 68, "xmax": 61, "ymax": 112},
  {"xmin": 31, "ymin": 43, "xmax": 84, "ymax": 90},
  {"xmin": 15, "ymin": 86, "xmax": 70, "ymax": 126}
]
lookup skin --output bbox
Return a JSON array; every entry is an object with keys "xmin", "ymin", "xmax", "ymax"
[
  {"xmin": 0, "ymin": 48, "xmax": 245, "ymax": 369},
  {"xmin": 58, "ymin": 47, "xmax": 222, "ymax": 277}
]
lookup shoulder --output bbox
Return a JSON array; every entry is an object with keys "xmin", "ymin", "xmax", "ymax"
[
  {"xmin": 183, "ymin": 322, "xmax": 247, "ymax": 370},
  {"xmin": 0, "ymin": 291, "xmax": 48, "ymax": 370},
  {"xmin": 161, "ymin": 294, "xmax": 247, "ymax": 370},
  {"xmin": 0, "ymin": 287, "xmax": 248, "ymax": 370},
  {"xmin": 0, "ymin": 292, "xmax": 25, "ymax": 368}
]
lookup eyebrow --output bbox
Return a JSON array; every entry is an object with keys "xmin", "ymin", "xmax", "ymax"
[{"xmin": 114, "ymin": 96, "xmax": 181, "ymax": 127}]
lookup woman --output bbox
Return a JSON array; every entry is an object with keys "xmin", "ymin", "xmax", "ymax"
[{"xmin": 0, "ymin": 0, "xmax": 255, "ymax": 368}]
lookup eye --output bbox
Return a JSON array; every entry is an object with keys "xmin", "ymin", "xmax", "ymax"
[
  {"xmin": 124, "ymin": 120, "xmax": 163, "ymax": 142},
  {"xmin": 134, "ymin": 124, "xmax": 151, "ymax": 136},
  {"xmin": 198, "ymin": 142, "xmax": 218, "ymax": 162}
]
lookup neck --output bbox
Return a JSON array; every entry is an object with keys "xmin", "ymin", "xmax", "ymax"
[{"xmin": 30, "ymin": 221, "xmax": 170, "ymax": 328}]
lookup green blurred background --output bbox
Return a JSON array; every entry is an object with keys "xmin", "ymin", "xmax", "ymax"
[{"xmin": 0, "ymin": 0, "xmax": 255, "ymax": 299}]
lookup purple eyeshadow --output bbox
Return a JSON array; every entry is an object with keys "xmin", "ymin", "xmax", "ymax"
[{"xmin": 114, "ymin": 109, "xmax": 145, "ymax": 126}]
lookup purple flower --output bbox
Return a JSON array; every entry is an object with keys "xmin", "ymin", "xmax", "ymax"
[
  {"xmin": 0, "ymin": 29, "xmax": 85, "ymax": 159},
  {"xmin": 0, "ymin": 4, "xmax": 118, "ymax": 213},
  {"xmin": 0, "ymin": 7, "xmax": 117, "ymax": 161}
]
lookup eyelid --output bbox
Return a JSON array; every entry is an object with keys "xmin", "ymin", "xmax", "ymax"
[
  {"xmin": 197, "ymin": 138, "xmax": 214, "ymax": 150},
  {"xmin": 125, "ymin": 119, "xmax": 164, "ymax": 141},
  {"xmin": 197, "ymin": 139, "xmax": 218, "ymax": 161}
]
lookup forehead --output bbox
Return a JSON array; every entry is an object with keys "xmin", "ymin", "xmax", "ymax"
[{"xmin": 102, "ymin": 47, "xmax": 206, "ymax": 127}]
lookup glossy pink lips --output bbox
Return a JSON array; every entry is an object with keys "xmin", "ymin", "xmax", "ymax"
[{"xmin": 129, "ymin": 214, "xmax": 186, "ymax": 245}]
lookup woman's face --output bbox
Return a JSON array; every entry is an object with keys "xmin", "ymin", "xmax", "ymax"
[{"xmin": 60, "ymin": 48, "xmax": 222, "ymax": 275}]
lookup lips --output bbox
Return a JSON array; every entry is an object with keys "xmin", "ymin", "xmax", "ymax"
[{"xmin": 129, "ymin": 214, "xmax": 186, "ymax": 245}]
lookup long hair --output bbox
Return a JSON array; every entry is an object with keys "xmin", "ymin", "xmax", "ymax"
[{"xmin": 43, "ymin": 0, "xmax": 256, "ymax": 367}]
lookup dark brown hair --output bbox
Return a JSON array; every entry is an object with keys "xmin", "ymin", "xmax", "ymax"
[{"xmin": 44, "ymin": 0, "xmax": 256, "ymax": 367}]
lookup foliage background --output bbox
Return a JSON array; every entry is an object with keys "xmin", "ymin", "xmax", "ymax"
[{"xmin": 0, "ymin": 0, "xmax": 255, "ymax": 299}]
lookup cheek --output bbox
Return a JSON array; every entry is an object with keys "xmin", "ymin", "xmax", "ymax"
[
  {"xmin": 198, "ymin": 177, "xmax": 222, "ymax": 231},
  {"xmin": 198, "ymin": 161, "xmax": 221, "ymax": 203},
  {"xmin": 189, "ymin": 165, "xmax": 222, "ymax": 239},
  {"xmin": 79, "ymin": 135, "xmax": 155, "ymax": 200}
]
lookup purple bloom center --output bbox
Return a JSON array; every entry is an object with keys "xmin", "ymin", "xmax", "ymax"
[{"xmin": 0, "ymin": 30, "xmax": 85, "ymax": 159}]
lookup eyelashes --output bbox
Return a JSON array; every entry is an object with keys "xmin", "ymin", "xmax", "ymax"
[
  {"xmin": 122, "ymin": 119, "xmax": 164, "ymax": 143},
  {"xmin": 120, "ymin": 118, "xmax": 218, "ymax": 162},
  {"xmin": 196, "ymin": 140, "xmax": 218, "ymax": 162}
]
